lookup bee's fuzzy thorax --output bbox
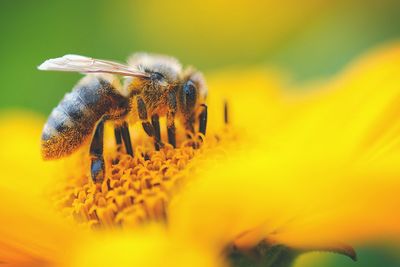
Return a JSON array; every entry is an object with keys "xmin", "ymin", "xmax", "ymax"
[{"xmin": 128, "ymin": 52, "xmax": 183, "ymax": 82}]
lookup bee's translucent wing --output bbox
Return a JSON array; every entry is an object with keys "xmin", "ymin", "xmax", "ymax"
[{"xmin": 38, "ymin": 54, "xmax": 150, "ymax": 78}]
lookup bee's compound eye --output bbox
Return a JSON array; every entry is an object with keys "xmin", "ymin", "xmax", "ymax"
[
  {"xmin": 151, "ymin": 72, "xmax": 165, "ymax": 81},
  {"xmin": 183, "ymin": 80, "xmax": 197, "ymax": 110}
]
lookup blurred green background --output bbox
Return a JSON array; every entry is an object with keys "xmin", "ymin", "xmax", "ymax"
[
  {"xmin": 1, "ymin": 0, "xmax": 400, "ymax": 115},
  {"xmin": 1, "ymin": 0, "xmax": 400, "ymax": 266}
]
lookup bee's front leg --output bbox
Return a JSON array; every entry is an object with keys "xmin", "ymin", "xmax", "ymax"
[
  {"xmin": 183, "ymin": 113, "xmax": 200, "ymax": 149},
  {"xmin": 167, "ymin": 90, "xmax": 177, "ymax": 148},
  {"xmin": 90, "ymin": 118, "xmax": 106, "ymax": 183},
  {"xmin": 198, "ymin": 103, "xmax": 208, "ymax": 139},
  {"xmin": 137, "ymin": 96, "xmax": 155, "ymax": 137},
  {"xmin": 136, "ymin": 96, "xmax": 163, "ymax": 151},
  {"xmin": 184, "ymin": 113, "xmax": 195, "ymax": 139},
  {"xmin": 151, "ymin": 114, "xmax": 163, "ymax": 150},
  {"xmin": 186, "ymin": 104, "xmax": 207, "ymax": 149}
]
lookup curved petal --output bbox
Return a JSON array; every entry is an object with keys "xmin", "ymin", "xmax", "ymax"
[{"xmin": 169, "ymin": 42, "xmax": 400, "ymax": 252}]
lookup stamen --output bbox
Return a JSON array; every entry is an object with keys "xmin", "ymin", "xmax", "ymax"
[
  {"xmin": 56, "ymin": 144, "xmax": 199, "ymax": 228},
  {"xmin": 54, "ymin": 101, "xmax": 235, "ymax": 229}
]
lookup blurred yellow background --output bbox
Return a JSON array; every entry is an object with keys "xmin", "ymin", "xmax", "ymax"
[{"xmin": 1, "ymin": 0, "xmax": 400, "ymax": 266}]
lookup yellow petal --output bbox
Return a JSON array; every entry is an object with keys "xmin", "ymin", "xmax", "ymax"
[
  {"xmin": 169, "ymin": 42, "xmax": 400, "ymax": 252},
  {"xmin": 0, "ymin": 187, "xmax": 83, "ymax": 267},
  {"xmin": 68, "ymin": 226, "xmax": 221, "ymax": 267},
  {"xmin": 0, "ymin": 112, "xmax": 50, "ymax": 193},
  {"xmin": 0, "ymin": 112, "xmax": 82, "ymax": 266}
]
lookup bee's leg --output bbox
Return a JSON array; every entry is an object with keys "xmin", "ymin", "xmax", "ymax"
[
  {"xmin": 151, "ymin": 114, "xmax": 163, "ymax": 150},
  {"xmin": 113, "ymin": 123, "xmax": 133, "ymax": 157},
  {"xmin": 185, "ymin": 114, "xmax": 195, "ymax": 139},
  {"xmin": 184, "ymin": 114, "xmax": 198, "ymax": 148},
  {"xmin": 114, "ymin": 125, "xmax": 122, "ymax": 147},
  {"xmin": 90, "ymin": 119, "xmax": 106, "ymax": 183},
  {"xmin": 112, "ymin": 125, "xmax": 123, "ymax": 164},
  {"xmin": 198, "ymin": 104, "xmax": 208, "ymax": 139},
  {"xmin": 167, "ymin": 91, "xmax": 177, "ymax": 147},
  {"xmin": 120, "ymin": 121, "xmax": 134, "ymax": 157},
  {"xmin": 136, "ymin": 96, "xmax": 155, "ymax": 138}
]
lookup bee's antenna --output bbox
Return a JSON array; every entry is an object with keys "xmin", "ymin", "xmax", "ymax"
[{"xmin": 224, "ymin": 100, "xmax": 229, "ymax": 125}]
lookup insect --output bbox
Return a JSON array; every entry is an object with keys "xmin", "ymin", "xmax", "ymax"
[{"xmin": 38, "ymin": 53, "xmax": 208, "ymax": 183}]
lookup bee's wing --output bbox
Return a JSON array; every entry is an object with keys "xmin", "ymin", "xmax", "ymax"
[{"xmin": 38, "ymin": 54, "xmax": 150, "ymax": 78}]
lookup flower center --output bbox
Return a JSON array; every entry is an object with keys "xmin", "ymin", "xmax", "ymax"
[
  {"xmin": 59, "ymin": 145, "xmax": 196, "ymax": 228},
  {"xmin": 53, "ymin": 104, "xmax": 233, "ymax": 229}
]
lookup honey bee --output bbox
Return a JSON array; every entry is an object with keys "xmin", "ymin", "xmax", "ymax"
[{"xmin": 38, "ymin": 53, "xmax": 208, "ymax": 183}]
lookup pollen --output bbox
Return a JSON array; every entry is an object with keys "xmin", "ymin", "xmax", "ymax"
[{"xmin": 53, "ymin": 131, "xmax": 233, "ymax": 229}]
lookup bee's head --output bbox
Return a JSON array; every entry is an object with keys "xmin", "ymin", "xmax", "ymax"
[
  {"xmin": 178, "ymin": 68, "xmax": 207, "ymax": 119},
  {"xmin": 124, "ymin": 53, "xmax": 182, "ymax": 94}
]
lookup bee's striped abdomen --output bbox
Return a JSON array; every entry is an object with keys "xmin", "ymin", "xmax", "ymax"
[{"xmin": 41, "ymin": 75, "xmax": 128, "ymax": 160}]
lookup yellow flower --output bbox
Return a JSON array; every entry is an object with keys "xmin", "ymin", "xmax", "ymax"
[
  {"xmin": 2, "ymin": 42, "xmax": 400, "ymax": 266},
  {"xmin": 169, "ymin": 43, "xmax": 400, "ymax": 253}
]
